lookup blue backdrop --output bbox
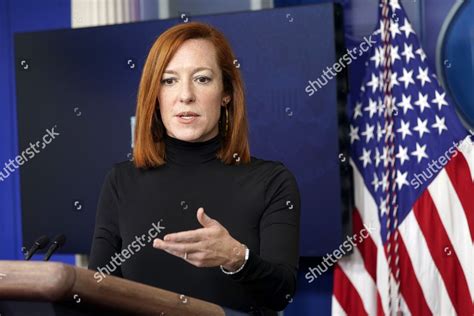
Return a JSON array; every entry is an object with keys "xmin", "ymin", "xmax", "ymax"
[{"xmin": 0, "ymin": 0, "xmax": 74, "ymax": 264}]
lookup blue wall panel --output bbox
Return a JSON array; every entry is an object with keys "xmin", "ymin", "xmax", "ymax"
[{"xmin": 0, "ymin": 0, "xmax": 71, "ymax": 261}]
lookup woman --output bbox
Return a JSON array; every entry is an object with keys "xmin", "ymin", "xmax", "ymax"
[{"xmin": 88, "ymin": 21, "xmax": 301, "ymax": 316}]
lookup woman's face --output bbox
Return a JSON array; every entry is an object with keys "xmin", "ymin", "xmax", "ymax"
[{"xmin": 158, "ymin": 39, "xmax": 230, "ymax": 142}]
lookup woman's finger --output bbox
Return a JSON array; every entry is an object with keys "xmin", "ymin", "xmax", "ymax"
[
  {"xmin": 164, "ymin": 229, "xmax": 206, "ymax": 243},
  {"xmin": 153, "ymin": 240, "xmax": 189, "ymax": 259},
  {"xmin": 154, "ymin": 239, "xmax": 202, "ymax": 254}
]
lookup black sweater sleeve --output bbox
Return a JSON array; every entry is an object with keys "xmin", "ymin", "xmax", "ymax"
[
  {"xmin": 88, "ymin": 166, "xmax": 123, "ymax": 277},
  {"xmin": 228, "ymin": 162, "xmax": 301, "ymax": 311}
]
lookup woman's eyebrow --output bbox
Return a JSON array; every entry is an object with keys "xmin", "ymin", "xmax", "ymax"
[{"xmin": 164, "ymin": 67, "xmax": 214, "ymax": 75}]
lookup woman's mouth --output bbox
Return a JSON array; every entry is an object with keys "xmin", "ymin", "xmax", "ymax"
[{"xmin": 176, "ymin": 114, "xmax": 199, "ymax": 124}]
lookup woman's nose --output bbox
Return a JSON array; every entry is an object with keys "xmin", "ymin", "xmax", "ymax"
[{"xmin": 179, "ymin": 81, "xmax": 195, "ymax": 104}]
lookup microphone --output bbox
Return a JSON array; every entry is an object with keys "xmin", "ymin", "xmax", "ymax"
[
  {"xmin": 24, "ymin": 235, "xmax": 50, "ymax": 260},
  {"xmin": 43, "ymin": 234, "xmax": 66, "ymax": 261}
]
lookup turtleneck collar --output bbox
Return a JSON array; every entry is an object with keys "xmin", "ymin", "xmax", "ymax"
[{"xmin": 164, "ymin": 133, "xmax": 222, "ymax": 165}]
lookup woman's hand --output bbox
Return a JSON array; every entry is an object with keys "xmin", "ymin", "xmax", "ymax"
[{"xmin": 153, "ymin": 207, "xmax": 246, "ymax": 271}]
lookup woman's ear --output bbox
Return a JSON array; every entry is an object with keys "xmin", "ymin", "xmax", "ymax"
[{"xmin": 223, "ymin": 95, "xmax": 231, "ymax": 105}]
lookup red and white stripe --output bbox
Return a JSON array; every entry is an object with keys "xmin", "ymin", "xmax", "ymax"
[{"xmin": 332, "ymin": 140, "xmax": 474, "ymax": 315}]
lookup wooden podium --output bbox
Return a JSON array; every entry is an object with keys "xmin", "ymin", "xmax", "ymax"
[{"xmin": 0, "ymin": 261, "xmax": 227, "ymax": 316}]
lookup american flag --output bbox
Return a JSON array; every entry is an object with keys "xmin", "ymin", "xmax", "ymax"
[{"xmin": 332, "ymin": 1, "xmax": 474, "ymax": 315}]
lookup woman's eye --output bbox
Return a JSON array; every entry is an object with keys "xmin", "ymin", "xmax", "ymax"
[
  {"xmin": 161, "ymin": 77, "xmax": 211, "ymax": 85},
  {"xmin": 161, "ymin": 78, "xmax": 175, "ymax": 85},
  {"xmin": 196, "ymin": 76, "xmax": 211, "ymax": 84}
]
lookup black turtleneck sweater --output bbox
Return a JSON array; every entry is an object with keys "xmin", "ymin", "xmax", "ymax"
[{"xmin": 88, "ymin": 134, "xmax": 301, "ymax": 315}]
